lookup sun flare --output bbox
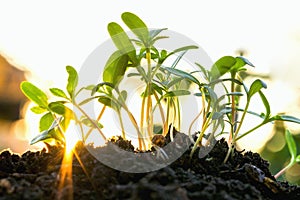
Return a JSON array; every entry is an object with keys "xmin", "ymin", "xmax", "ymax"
[{"xmin": 64, "ymin": 121, "xmax": 80, "ymax": 154}]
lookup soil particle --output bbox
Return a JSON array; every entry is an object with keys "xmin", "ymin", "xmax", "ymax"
[{"xmin": 0, "ymin": 135, "xmax": 299, "ymax": 199}]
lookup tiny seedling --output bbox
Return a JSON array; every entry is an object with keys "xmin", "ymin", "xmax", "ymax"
[
  {"xmin": 20, "ymin": 11, "xmax": 300, "ymax": 184},
  {"xmin": 274, "ymin": 130, "xmax": 300, "ymax": 179}
]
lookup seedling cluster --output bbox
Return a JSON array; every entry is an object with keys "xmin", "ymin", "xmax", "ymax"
[{"xmin": 21, "ymin": 12, "xmax": 300, "ymax": 179}]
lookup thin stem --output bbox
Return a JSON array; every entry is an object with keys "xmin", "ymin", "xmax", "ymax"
[
  {"xmin": 188, "ymin": 107, "xmax": 204, "ymax": 141},
  {"xmin": 235, "ymin": 122, "xmax": 266, "ymax": 141},
  {"xmin": 146, "ymin": 85, "xmax": 153, "ymax": 139},
  {"xmin": 140, "ymin": 95, "xmax": 146, "ymax": 135},
  {"xmin": 84, "ymin": 105, "xmax": 106, "ymax": 141},
  {"xmin": 232, "ymin": 101, "xmax": 250, "ymax": 142},
  {"xmin": 153, "ymin": 91, "xmax": 166, "ymax": 135},
  {"xmin": 117, "ymin": 110, "xmax": 126, "ymax": 139},
  {"xmin": 274, "ymin": 161, "xmax": 295, "ymax": 179},
  {"xmin": 74, "ymin": 103, "xmax": 107, "ymax": 141},
  {"xmin": 229, "ymin": 73, "xmax": 236, "ymax": 143}
]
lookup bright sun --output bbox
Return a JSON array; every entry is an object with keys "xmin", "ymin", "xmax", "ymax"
[{"xmin": 64, "ymin": 121, "xmax": 80, "ymax": 154}]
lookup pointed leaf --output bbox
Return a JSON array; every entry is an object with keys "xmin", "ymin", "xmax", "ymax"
[
  {"xmin": 121, "ymin": 12, "xmax": 149, "ymax": 44},
  {"xmin": 248, "ymin": 79, "xmax": 267, "ymax": 99},
  {"xmin": 269, "ymin": 115, "xmax": 300, "ymax": 124},
  {"xmin": 149, "ymin": 28, "xmax": 167, "ymax": 40},
  {"xmin": 108, "ymin": 22, "xmax": 137, "ymax": 64},
  {"xmin": 236, "ymin": 56, "xmax": 255, "ymax": 67},
  {"xmin": 166, "ymin": 45, "xmax": 198, "ymax": 58},
  {"xmin": 30, "ymin": 106, "xmax": 47, "ymax": 114},
  {"xmin": 20, "ymin": 81, "xmax": 48, "ymax": 108},
  {"xmin": 258, "ymin": 91, "xmax": 271, "ymax": 120},
  {"xmin": 164, "ymin": 67, "xmax": 200, "ymax": 85},
  {"xmin": 285, "ymin": 130, "xmax": 297, "ymax": 160},
  {"xmin": 39, "ymin": 112, "xmax": 54, "ymax": 132},
  {"xmin": 164, "ymin": 90, "xmax": 190, "ymax": 97},
  {"xmin": 66, "ymin": 66, "xmax": 78, "ymax": 98},
  {"xmin": 210, "ymin": 56, "xmax": 236, "ymax": 80},
  {"xmin": 50, "ymin": 88, "xmax": 68, "ymax": 99},
  {"xmin": 103, "ymin": 50, "xmax": 129, "ymax": 87},
  {"xmin": 48, "ymin": 102, "xmax": 66, "ymax": 115},
  {"xmin": 30, "ymin": 127, "xmax": 65, "ymax": 145}
]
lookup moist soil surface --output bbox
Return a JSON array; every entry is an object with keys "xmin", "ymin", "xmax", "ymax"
[{"xmin": 0, "ymin": 130, "xmax": 299, "ymax": 200}]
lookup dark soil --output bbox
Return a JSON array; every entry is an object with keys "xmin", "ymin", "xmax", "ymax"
[{"xmin": 0, "ymin": 130, "xmax": 299, "ymax": 200}]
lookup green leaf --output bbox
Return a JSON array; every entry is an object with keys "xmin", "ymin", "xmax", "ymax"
[
  {"xmin": 30, "ymin": 118, "xmax": 65, "ymax": 145},
  {"xmin": 285, "ymin": 130, "xmax": 297, "ymax": 160},
  {"xmin": 121, "ymin": 12, "xmax": 149, "ymax": 44},
  {"xmin": 48, "ymin": 102, "xmax": 66, "ymax": 115},
  {"xmin": 248, "ymin": 79, "xmax": 267, "ymax": 99},
  {"xmin": 195, "ymin": 63, "xmax": 209, "ymax": 80},
  {"xmin": 236, "ymin": 56, "xmax": 255, "ymax": 67},
  {"xmin": 107, "ymin": 22, "xmax": 137, "ymax": 64},
  {"xmin": 119, "ymin": 90, "xmax": 127, "ymax": 102},
  {"xmin": 210, "ymin": 56, "xmax": 236, "ymax": 80},
  {"xmin": 164, "ymin": 67, "xmax": 200, "ymax": 86},
  {"xmin": 30, "ymin": 106, "xmax": 47, "ymax": 114},
  {"xmin": 269, "ymin": 115, "xmax": 300, "ymax": 124},
  {"xmin": 50, "ymin": 88, "xmax": 68, "ymax": 99},
  {"xmin": 103, "ymin": 50, "xmax": 129, "ymax": 87},
  {"xmin": 296, "ymin": 155, "xmax": 300, "ymax": 163},
  {"xmin": 98, "ymin": 96, "xmax": 119, "ymax": 111},
  {"xmin": 66, "ymin": 66, "xmax": 78, "ymax": 98},
  {"xmin": 80, "ymin": 116, "xmax": 103, "ymax": 129},
  {"xmin": 164, "ymin": 90, "xmax": 190, "ymax": 97},
  {"xmin": 20, "ymin": 81, "xmax": 48, "ymax": 108},
  {"xmin": 149, "ymin": 28, "xmax": 167, "ymax": 40},
  {"xmin": 258, "ymin": 91, "xmax": 271, "ymax": 120},
  {"xmin": 39, "ymin": 112, "xmax": 54, "ymax": 132},
  {"xmin": 166, "ymin": 45, "xmax": 198, "ymax": 58}
]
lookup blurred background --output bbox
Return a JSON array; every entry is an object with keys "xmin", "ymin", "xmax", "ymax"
[{"xmin": 0, "ymin": 0, "xmax": 300, "ymax": 184}]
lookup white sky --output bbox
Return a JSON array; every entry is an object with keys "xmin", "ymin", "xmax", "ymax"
[
  {"xmin": 0, "ymin": 1, "xmax": 299, "ymax": 83},
  {"xmin": 1, "ymin": 0, "xmax": 300, "ymax": 151}
]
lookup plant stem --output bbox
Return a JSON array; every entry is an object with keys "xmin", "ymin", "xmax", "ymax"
[
  {"xmin": 229, "ymin": 73, "xmax": 236, "ymax": 144},
  {"xmin": 117, "ymin": 110, "xmax": 126, "ymax": 139},
  {"xmin": 140, "ymin": 94, "xmax": 146, "ymax": 135},
  {"xmin": 232, "ymin": 101, "xmax": 250, "ymax": 143},
  {"xmin": 84, "ymin": 105, "xmax": 106, "ymax": 141},
  {"xmin": 74, "ymin": 103, "xmax": 107, "ymax": 141},
  {"xmin": 235, "ymin": 122, "xmax": 265, "ymax": 141},
  {"xmin": 153, "ymin": 91, "xmax": 167, "ymax": 135},
  {"xmin": 274, "ymin": 161, "xmax": 295, "ymax": 179}
]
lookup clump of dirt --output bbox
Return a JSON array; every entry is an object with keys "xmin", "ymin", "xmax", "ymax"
[{"xmin": 0, "ymin": 130, "xmax": 299, "ymax": 200}]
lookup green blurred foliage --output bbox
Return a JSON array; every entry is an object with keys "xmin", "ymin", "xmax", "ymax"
[{"xmin": 260, "ymin": 120, "xmax": 300, "ymax": 185}]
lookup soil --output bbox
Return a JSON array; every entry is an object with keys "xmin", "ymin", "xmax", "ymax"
[{"xmin": 0, "ymin": 129, "xmax": 299, "ymax": 200}]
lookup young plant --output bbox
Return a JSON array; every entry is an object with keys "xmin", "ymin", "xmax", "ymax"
[
  {"xmin": 91, "ymin": 12, "xmax": 198, "ymax": 150},
  {"xmin": 188, "ymin": 55, "xmax": 300, "ymax": 162},
  {"xmin": 21, "ymin": 66, "xmax": 106, "ymax": 147},
  {"xmin": 274, "ymin": 130, "xmax": 300, "ymax": 179},
  {"xmin": 21, "ymin": 12, "xmax": 199, "ymax": 150}
]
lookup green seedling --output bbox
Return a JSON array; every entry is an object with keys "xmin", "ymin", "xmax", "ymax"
[
  {"xmin": 20, "ymin": 12, "xmax": 199, "ymax": 150},
  {"xmin": 21, "ymin": 66, "xmax": 106, "ymax": 147},
  {"xmin": 274, "ymin": 130, "xmax": 300, "ymax": 179},
  {"xmin": 186, "ymin": 55, "xmax": 300, "ymax": 161},
  {"xmin": 20, "ymin": 11, "xmax": 300, "ymax": 175}
]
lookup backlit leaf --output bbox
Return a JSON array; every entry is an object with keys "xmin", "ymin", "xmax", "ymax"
[
  {"xmin": 210, "ymin": 56, "xmax": 236, "ymax": 80},
  {"xmin": 50, "ymin": 88, "xmax": 68, "ymax": 99},
  {"xmin": 107, "ymin": 22, "xmax": 137, "ymax": 64},
  {"xmin": 66, "ymin": 66, "xmax": 78, "ymax": 98},
  {"xmin": 121, "ymin": 12, "xmax": 149, "ymax": 44},
  {"xmin": 285, "ymin": 130, "xmax": 297, "ymax": 160},
  {"xmin": 248, "ymin": 79, "xmax": 267, "ymax": 99},
  {"xmin": 39, "ymin": 112, "xmax": 54, "ymax": 132},
  {"xmin": 20, "ymin": 81, "xmax": 48, "ymax": 108},
  {"xmin": 103, "ymin": 50, "xmax": 129, "ymax": 87}
]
